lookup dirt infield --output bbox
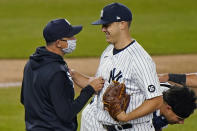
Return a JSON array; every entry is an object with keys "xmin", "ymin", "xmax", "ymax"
[
  {"xmin": 0, "ymin": 54, "xmax": 196, "ymax": 91},
  {"xmin": 0, "ymin": 54, "xmax": 196, "ymax": 83}
]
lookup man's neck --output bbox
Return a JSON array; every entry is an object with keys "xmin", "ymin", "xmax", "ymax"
[
  {"xmin": 159, "ymin": 103, "xmax": 166, "ymax": 115},
  {"xmin": 114, "ymin": 31, "xmax": 133, "ymax": 49},
  {"xmin": 114, "ymin": 37, "xmax": 133, "ymax": 49},
  {"xmin": 46, "ymin": 46, "xmax": 64, "ymax": 57}
]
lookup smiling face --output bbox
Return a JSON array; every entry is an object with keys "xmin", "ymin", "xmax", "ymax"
[{"xmin": 101, "ymin": 22, "xmax": 121, "ymax": 44}]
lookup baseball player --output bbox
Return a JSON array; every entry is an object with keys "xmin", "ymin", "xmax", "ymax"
[
  {"xmin": 159, "ymin": 73, "xmax": 197, "ymax": 87},
  {"xmin": 153, "ymin": 83, "xmax": 196, "ymax": 131},
  {"xmin": 80, "ymin": 3, "xmax": 162, "ymax": 131}
]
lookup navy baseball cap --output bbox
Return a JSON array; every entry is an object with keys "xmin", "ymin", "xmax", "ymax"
[
  {"xmin": 92, "ymin": 3, "xmax": 132, "ymax": 25},
  {"xmin": 43, "ymin": 18, "xmax": 82, "ymax": 43}
]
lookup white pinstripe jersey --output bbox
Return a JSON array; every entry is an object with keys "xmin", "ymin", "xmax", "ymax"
[{"xmin": 94, "ymin": 40, "xmax": 162, "ymax": 125}]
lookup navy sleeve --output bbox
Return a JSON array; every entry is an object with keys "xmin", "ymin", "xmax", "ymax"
[
  {"xmin": 153, "ymin": 112, "xmax": 168, "ymax": 130},
  {"xmin": 20, "ymin": 80, "xmax": 24, "ymax": 104},
  {"xmin": 48, "ymin": 71, "xmax": 95, "ymax": 123}
]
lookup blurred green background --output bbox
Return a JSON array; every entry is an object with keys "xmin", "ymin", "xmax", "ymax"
[
  {"xmin": 0, "ymin": 87, "xmax": 197, "ymax": 131},
  {"xmin": 0, "ymin": 0, "xmax": 197, "ymax": 58}
]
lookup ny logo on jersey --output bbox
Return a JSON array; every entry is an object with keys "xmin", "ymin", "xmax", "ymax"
[{"xmin": 108, "ymin": 68, "xmax": 123, "ymax": 83}]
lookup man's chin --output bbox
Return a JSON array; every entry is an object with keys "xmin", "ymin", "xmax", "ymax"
[{"xmin": 106, "ymin": 39, "xmax": 111, "ymax": 44}]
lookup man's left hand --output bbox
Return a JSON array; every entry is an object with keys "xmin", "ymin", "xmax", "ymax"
[{"xmin": 116, "ymin": 111, "xmax": 128, "ymax": 122}]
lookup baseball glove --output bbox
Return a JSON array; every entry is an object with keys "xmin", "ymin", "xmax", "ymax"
[{"xmin": 103, "ymin": 81, "xmax": 130, "ymax": 121}]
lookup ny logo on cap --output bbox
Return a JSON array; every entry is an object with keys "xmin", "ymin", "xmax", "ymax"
[
  {"xmin": 64, "ymin": 19, "xmax": 71, "ymax": 25},
  {"xmin": 100, "ymin": 10, "xmax": 104, "ymax": 18}
]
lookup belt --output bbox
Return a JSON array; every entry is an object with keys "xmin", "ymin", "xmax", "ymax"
[{"xmin": 103, "ymin": 123, "xmax": 133, "ymax": 131}]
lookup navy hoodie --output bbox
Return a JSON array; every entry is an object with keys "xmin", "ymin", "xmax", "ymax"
[{"xmin": 21, "ymin": 46, "xmax": 95, "ymax": 131}]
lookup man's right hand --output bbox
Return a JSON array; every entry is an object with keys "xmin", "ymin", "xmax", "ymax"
[{"xmin": 89, "ymin": 77, "xmax": 105, "ymax": 92}]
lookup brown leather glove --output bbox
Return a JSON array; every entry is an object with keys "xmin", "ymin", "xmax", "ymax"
[{"xmin": 103, "ymin": 81, "xmax": 130, "ymax": 121}]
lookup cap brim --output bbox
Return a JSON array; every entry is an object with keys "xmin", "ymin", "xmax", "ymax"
[
  {"xmin": 92, "ymin": 19, "xmax": 111, "ymax": 25},
  {"xmin": 67, "ymin": 25, "xmax": 83, "ymax": 37}
]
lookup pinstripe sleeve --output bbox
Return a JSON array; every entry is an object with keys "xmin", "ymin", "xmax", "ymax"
[{"xmin": 133, "ymin": 56, "xmax": 162, "ymax": 99}]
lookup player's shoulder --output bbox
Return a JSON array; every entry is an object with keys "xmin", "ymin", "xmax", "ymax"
[
  {"xmin": 127, "ymin": 40, "xmax": 152, "ymax": 59},
  {"xmin": 129, "ymin": 44, "xmax": 156, "ymax": 69}
]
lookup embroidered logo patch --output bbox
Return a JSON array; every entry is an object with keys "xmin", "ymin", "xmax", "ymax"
[{"xmin": 148, "ymin": 85, "xmax": 155, "ymax": 92}]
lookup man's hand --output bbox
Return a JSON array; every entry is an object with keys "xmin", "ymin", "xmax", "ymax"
[
  {"xmin": 89, "ymin": 77, "xmax": 105, "ymax": 92},
  {"xmin": 158, "ymin": 73, "xmax": 169, "ymax": 82},
  {"xmin": 88, "ymin": 77, "xmax": 96, "ymax": 84},
  {"xmin": 116, "ymin": 111, "xmax": 128, "ymax": 122}
]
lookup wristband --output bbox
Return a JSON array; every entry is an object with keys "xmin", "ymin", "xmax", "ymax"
[{"xmin": 168, "ymin": 74, "xmax": 186, "ymax": 85}]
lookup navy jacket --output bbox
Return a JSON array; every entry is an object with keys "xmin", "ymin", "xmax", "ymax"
[{"xmin": 21, "ymin": 46, "xmax": 95, "ymax": 131}]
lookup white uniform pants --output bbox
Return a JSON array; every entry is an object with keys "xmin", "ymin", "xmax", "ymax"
[{"xmin": 80, "ymin": 104, "xmax": 155, "ymax": 131}]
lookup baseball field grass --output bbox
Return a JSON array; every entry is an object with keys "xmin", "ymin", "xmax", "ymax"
[
  {"xmin": 0, "ymin": 87, "xmax": 196, "ymax": 131},
  {"xmin": 0, "ymin": 0, "xmax": 197, "ymax": 58}
]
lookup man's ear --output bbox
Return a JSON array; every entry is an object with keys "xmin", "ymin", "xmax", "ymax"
[
  {"xmin": 55, "ymin": 40, "xmax": 61, "ymax": 48},
  {"xmin": 166, "ymin": 104, "xmax": 172, "ymax": 110}
]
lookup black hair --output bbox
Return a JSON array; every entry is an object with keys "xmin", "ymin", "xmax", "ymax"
[{"xmin": 163, "ymin": 86, "xmax": 197, "ymax": 118}]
